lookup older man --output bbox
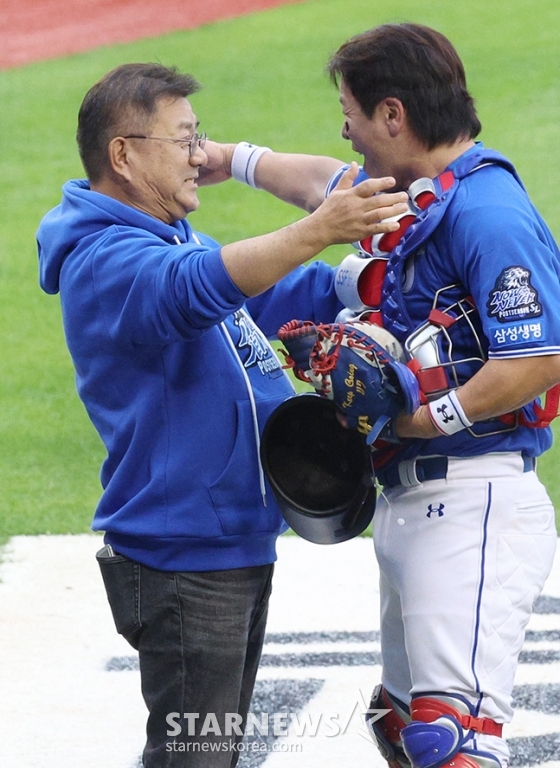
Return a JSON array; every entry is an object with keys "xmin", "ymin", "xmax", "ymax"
[{"xmin": 36, "ymin": 62, "xmax": 406, "ymax": 767}]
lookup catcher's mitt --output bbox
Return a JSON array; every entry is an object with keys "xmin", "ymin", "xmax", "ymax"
[{"xmin": 277, "ymin": 320, "xmax": 420, "ymax": 444}]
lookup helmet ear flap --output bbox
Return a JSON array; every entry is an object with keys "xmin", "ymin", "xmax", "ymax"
[{"xmin": 260, "ymin": 394, "xmax": 376, "ymax": 544}]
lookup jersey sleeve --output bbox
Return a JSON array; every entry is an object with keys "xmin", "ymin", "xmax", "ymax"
[{"xmin": 447, "ymin": 170, "xmax": 560, "ymax": 359}]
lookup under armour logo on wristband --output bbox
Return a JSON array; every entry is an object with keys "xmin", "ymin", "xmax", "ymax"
[
  {"xmin": 428, "ymin": 391, "xmax": 473, "ymax": 436},
  {"xmin": 437, "ymin": 404, "xmax": 454, "ymax": 424}
]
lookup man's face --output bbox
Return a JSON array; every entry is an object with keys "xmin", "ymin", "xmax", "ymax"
[
  {"xmin": 339, "ymin": 80, "xmax": 396, "ymax": 182},
  {"xmin": 124, "ymin": 96, "xmax": 206, "ymax": 223}
]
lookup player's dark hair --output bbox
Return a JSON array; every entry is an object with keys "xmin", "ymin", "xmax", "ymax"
[
  {"xmin": 77, "ymin": 63, "xmax": 201, "ymax": 182},
  {"xmin": 327, "ymin": 23, "xmax": 481, "ymax": 149}
]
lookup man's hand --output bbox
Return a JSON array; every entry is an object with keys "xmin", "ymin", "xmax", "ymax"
[
  {"xmin": 308, "ymin": 163, "xmax": 409, "ymax": 247},
  {"xmin": 197, "ymin": 140, "xmax": 236, "ymax": 186},
  {"xmin": 221, "ymin": 163, "xmax": 408, "ymax": 297}
]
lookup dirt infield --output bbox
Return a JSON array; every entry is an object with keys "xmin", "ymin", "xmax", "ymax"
[{"xmin": 0, "ymin": 0, "xmax": 303, "ymax": 70}]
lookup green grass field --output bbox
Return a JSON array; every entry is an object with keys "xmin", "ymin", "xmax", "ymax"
[{"xmin": 1, "ymin": 0, "xmax": 560, "ymax": 539}]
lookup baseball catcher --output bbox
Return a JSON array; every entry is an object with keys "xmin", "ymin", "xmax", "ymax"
[{"xmin": 277, "ymin": 319, "xmax": 421, "ymax": 445}]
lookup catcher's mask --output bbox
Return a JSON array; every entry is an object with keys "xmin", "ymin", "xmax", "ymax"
[{"xmin": 260, "ymin": 393, "xmax": 376, "ymax": 545}]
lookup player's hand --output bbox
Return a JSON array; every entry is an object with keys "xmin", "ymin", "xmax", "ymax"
[
  {"xmin": 197, "ymin": 140, "xmax": 236, "ymax": 186},
  {"xmin": 313, "ymin": 163, "xmax": 409, "ymax": 246}
]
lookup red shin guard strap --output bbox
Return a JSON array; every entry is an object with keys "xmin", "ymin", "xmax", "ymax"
[{"xmin": 411, "ymin": 697, "xmax": 503, "ymax": 737}]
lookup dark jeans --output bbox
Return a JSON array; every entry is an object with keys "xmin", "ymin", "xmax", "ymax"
[{"xmin": 96, "ymin": 545, "xmax": 274, "ymax": 768}]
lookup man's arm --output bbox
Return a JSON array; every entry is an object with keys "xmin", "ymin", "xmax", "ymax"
[
  {"xmin": 395, "ymin": 355, "xmax": 560, "ymax": 439},
  {"xmin": 199, "ymin": 140, "xmax": 345, "ymax": 212},
  {"xmin": 251, "ymin": 151, "xmax": 344, "ymax": 213},
  {"xmin": 221, "ymin": 163, "xmax": 408, "ymax": 296}
]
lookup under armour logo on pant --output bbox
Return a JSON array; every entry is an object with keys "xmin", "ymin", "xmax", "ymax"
[{"xmin": 427, "ymin": 503, "xmax": 445, "ymax": 518}]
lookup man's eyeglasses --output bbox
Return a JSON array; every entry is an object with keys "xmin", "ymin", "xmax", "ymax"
[{"xmin": 124, "ymin": 132, "xmax": 207, "ymax": 157}]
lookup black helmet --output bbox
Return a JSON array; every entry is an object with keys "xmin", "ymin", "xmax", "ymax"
[{"xmin": 260, "ymin": 393, "xmax": 376, "ymax": 544}]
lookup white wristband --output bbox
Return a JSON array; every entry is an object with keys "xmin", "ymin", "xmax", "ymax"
[
  {"xmin": 428, "ymin": 390, "xmax": 473, "ymax": 436},
  {"xmin": 231, "ymin": 142, "xmax": 272, "ymax": 188}
]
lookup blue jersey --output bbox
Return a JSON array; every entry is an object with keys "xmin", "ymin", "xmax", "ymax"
[{"xmin": 328, "ymin": 144, "xmax": 560, "ymax": 460}]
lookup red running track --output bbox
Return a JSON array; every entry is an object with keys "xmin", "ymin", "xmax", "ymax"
[{"xmin": 0, "ymin": 0, "xmax": 303, "ymax": 69}]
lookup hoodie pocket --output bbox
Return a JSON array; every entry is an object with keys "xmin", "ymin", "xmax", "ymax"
[{"xmin": 208, "ymin": 398, "xmax": 282, "ymax": 536}]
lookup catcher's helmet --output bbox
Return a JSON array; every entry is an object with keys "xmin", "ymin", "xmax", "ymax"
[{"xmin": 260, "ymin": 393, "xmax": 376, "ymax": 545}]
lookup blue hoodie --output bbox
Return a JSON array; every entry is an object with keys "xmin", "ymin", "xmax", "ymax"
[{"xmin": 37, "ymin": 180, "xmax": 342, "ymax": 571}]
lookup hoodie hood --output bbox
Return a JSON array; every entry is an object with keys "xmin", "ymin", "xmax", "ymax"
[{"xmin": 37, "ymin": 179, "xmax": 193, "ymax": 295}]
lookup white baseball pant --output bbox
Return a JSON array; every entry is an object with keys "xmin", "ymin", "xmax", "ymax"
[{"xmin": 373, "ymin": 452, "xmax": 557, "ymax": 765}]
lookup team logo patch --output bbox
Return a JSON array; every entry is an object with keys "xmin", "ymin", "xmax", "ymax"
[
  {"xmin": 234, "ymin": 310, "xmax": 283, "ymax": 377},
  {"xmin": 486, "ymin": 266, "xmax": 542, "ymax": 323}
]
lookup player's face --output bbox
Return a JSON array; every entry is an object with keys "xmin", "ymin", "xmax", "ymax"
[
  {"xmin": 339, "ymin": 80, "xmax": 398, "ymax": 183},
  {"xmin": 125, "ymin": 97, "xmax": 206, "ymax": 224}
]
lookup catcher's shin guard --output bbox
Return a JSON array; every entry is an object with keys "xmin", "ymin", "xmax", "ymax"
[
  {"xmin": 366, "ymin": 684, "xmax": 411, "ymax": 768},
  {"xmin": 400, "ymin": 694, "xmax": 503, "ymax": 768}
]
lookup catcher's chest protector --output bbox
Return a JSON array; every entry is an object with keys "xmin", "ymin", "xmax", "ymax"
[{"xmin": 380, "ymin": 149, "xmax": 523, "ymax": 343}]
